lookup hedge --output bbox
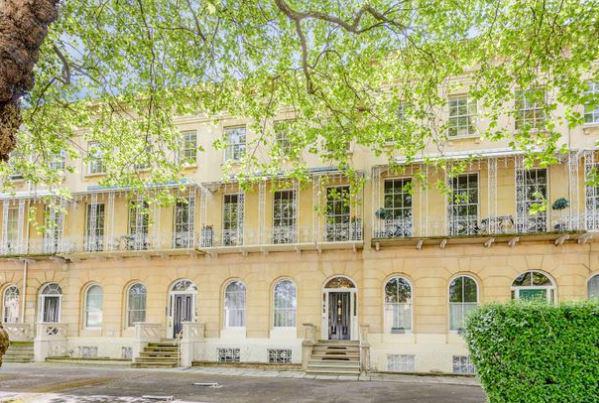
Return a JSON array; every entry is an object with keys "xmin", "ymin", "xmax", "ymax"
[{"xmin": 464, "ymin": 301, "xmax": 599, "ymax": 403}]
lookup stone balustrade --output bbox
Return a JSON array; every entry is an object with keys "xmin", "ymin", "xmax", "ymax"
[
  {"xmin": 180, "ymin": 322, "xmax": 205, "ymax": 367},
  {"xmin": 34, "ymin": 322, "xmax": 67, "ymax": 361},
  {"xmin": 3, "ymin": 323, "xmax": 33, "ymax": 342}
]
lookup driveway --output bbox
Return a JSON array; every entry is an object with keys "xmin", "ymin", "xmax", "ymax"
[{"xmin": 0, "ymin": 363, "xmax": 486, "ymax": 402}]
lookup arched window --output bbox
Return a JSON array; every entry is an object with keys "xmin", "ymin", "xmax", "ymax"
[
  {"xmin": 511, "ymin": 271, "xmax": 555, "ymax": 303},
  {"xmin": 224, "ymin": 281, "xmax": 246, "ymax": 328},
  {"xmin": 589, "ymin": 275, "xmax": 599, "ymax": 300},
  {"xmin": 384, "ymin": 277, "xmax": 412, "ymax": 333},
  {"xmin": 449, "ymin": 276, "xmax": 478, "ymax": 331},
  {"xmin": 3, "ymin": 285, "xmax": 19, "ymax": 323},
  {"xmin": 85, "ymin": 284, "xmax": 103, "ymax": 328},
  {"xmin": 273, "ymin": 280, "xmax": 296, "ymax": 327},
  {"xmin": 127, "ymin": 283, "xmax": 147, "ymax": 327},
  {"xmin": 39, "ymin": 283, "xmax": 62, "ymax": 323}
]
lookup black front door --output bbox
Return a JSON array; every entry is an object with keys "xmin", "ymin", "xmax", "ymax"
[
  {"xmin": 173, "ymin": 294, "xmax": 193, "ymax": 338},
  {"xmin": 328, "ymin": 292, "xmax": 351, "ymax": 340}
]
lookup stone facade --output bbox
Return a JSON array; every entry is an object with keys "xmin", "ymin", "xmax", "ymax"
[{"xmin": 1, "ymin": 105, "xmax": 599, "ymax": 373}]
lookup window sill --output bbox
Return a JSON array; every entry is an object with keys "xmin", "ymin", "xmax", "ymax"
[
  {"xmin": 447, "ymin": 134, "xmax": 480, "ymax": 142},
  {"xmin": 85, "ymin": 172, "xmax": 106, "ymax": 178},
  {"xmin": 583, "ymin": 122, "xmax": 599, "ymax": 132}
]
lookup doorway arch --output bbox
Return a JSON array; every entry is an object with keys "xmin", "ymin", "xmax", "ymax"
[
  {"xmin": 322, "ymin": 275, "xmax": 358, "ymax": 341},
  {"xmin": 167, "ymin": 279, "xmax": 197, "ymax": 339}
]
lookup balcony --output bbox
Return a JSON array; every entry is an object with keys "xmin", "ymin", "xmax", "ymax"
[{"xmin": 372, "ymin": 211, "xmax": 589, "ymax": 249}]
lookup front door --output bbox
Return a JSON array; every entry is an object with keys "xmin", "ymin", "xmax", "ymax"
[
  {"xmin": 173, "ymin": 294, "xmax": 193, "ymax": 338},
  {"xmin": 328, "ymin": 292, "xmax": 350, "ymax": 340}
]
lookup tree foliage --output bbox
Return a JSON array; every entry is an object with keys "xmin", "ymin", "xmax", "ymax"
[
  {"xmin": 1, "ymin": 0, "xmax": 598, "ymax": 194},
  {"xmin": 465, "ymin": 302, "xmax": 599, "ymax": 403}
]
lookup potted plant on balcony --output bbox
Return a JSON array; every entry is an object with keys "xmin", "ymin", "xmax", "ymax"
[{"xmin": 551, "ymin": 197, "xmax": 569, "ymax": 231}]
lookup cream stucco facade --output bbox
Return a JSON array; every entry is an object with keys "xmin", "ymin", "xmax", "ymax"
[{"xmin": 1, "ymin": 94, "xmax": 599, "ymax": 374}]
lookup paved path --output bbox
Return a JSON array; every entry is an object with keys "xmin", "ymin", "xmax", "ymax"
[{"xmin": 0, "ymin": 363, "xmax": 486, "ymax": 403}]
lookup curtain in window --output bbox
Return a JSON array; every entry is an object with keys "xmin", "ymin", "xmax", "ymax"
[
  {"xmin": 449, "ymin": 276, "xmax": 478, "ymax": 331},
  {"xmin": 128, "ymin": 283, "xmax": 147, "ymax": 326},
  {"xmin": 274, "ymin": 280, "xmax": 296, "ymax": 327},
  {"xmin": 384, "ymin": 277, "xmax": 412, "ymax": 332},
  {"xmin": 85, "ymin": 285, "xmax": 103, "ymax": 328},
  {"xmin": 225, "ymin": 281, "xmax": 246, "ymax": 327}
]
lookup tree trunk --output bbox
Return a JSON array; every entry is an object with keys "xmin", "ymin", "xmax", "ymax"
[{"xmin": 0, "ymin": 0, "xmax": 60, "ymax": 161}]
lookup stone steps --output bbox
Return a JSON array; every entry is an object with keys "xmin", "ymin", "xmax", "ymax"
[
  {"xmin": 3, "ymin": 342, "xmax": 34, "ymax": 363},
  {"xmin": 132, "ymin": 341, "xmax": 179, "ymax": 368},
  {"xmin": 305, "ymin": 341, "xmax": 361, "ymax": 376}
]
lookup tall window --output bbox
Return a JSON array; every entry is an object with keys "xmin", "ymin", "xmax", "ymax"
[
  {"xmin": 224, "ymin": 126, "xmax": 246, "ymax": 161},
  {"xmin": 180, "ymin": 131, "xmax": 197, "ymax": 164},
  {"xmin": 84, "ymin": 285, "xmax": 103, "ymax": 328},
  {"xmin": 173, "ymin": 197, "xmax": 195, "ymax": 248},
  {"xmin": 449, "ymin": 174, "xmax": 479, "ymax": 236},
  {"xmin": 224, "ymin": 281, "xmax": 246, "ymax": 328},
  {"xmin": 274, "ymin": 121, "xmax": 292, "ymax": 154},
  {"xmin": 382, "ymin": 179, "xmax": 412, "ymax": 237},
  {"xmin": 584, "ymin": 82, "xmax": 599, "ymax": 124},
  {"xmin": 588, "ymin": 275, "xmax": 599, "ymax": 299},
  {"xmin": 39, "ymin": 283, "xmax": 62, "ymax": 323},
  {"xmin": 223, "ymin": 194, "xmax": 243, "ymax": 246},
  {"xmin": 273, "ymin": 190, "xmax": 296, "ymax": 244},
  {"xmin": 3, "ymin": 285, "xmax": 19, "ymax": 323},
  {"xmin": 511, "ymin": 271, "xmax": 555, "ymax": 303},
  {"xmin": 273, "ymin": 280, "xmax": 296, "ymax": 327},
  {"xmin": 5, "ymin": 205, "xmax": 19, "ymax": 253},
  {"xmin": 326, "ymin": 186, "xmax": 351, "ymax": 241},
  {"xmin": 127, "ymin": 283, "xmax": 147, "ymax": 327},
  {"xmin": 449, "ymin": 276, "xmax": 478, "ymax": 331},
  {"xmin": 43, "ymin": 205, "xmax": 64, "ymax": 254},
  {"xmin": 448, "ymin": 96, "xmax": 476, "ymax": 137},
  {"xmin": 85, "ymin": 203, "xmax": 105, "ymax": 251},
  {"xmin": 87, "ymin": 142, "xmax": 104, "ymax": 174},
  {"xmin": 49, "ymin": 150, "xmax": 66, "ymax": 170},
  {"xmin": 515, "ymin": 88, "xmax": 546, "ymax": 129},
  {"xmin": 128, "ymin": 200, "xmax": 149, "ymax": 250},
  {"xmin": 384, "ymin": 277, "xmax": 412, "ymax": 333},
  {"xmin": 516, "ymin": 168, "xmax": 547, "ymax": 233}
]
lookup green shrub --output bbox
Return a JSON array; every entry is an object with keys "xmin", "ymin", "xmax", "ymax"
[{"xmin": 464, "ymin": 301, "xmax": 599, "ymax": 403}]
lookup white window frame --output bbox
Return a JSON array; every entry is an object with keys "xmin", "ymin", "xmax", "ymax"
[
  {"xmin": 382, "ymin": 177, "xmax": 413, "ymax": 238},
  {"xmin": 584, "ymin": 82, "xmax": 599, "ymax": 124},
  {"xmin": 449, "ymin": 173, "xmax": 480, "ymax": 236},
  {"xmin": 2, "ymin": 285, "xmax": 19, "ymax": 324},
  {"xmin": 126, "ymin": 282, "xmax": 147, "ymax": 328},
  {"xmin": 224, "ymin": 126, "xmax": 246, "ymax": 162},
  {"xmin": 273, "ymin": 190, "xmax": 297, "ymax": 244},
  {"xmin": 383, "ymin": 276, "xmax": 413, "ymax": 333},
  {"xmin": 85, "ymin": 203, "xmax": 105, "ymax": 252},
  {"xmin": 325, "ymin": 185, "xmax": 351, "ymax": 242},
  {"xmin": 49, "ymin": 150, "xmax": 66, "ymax": 170},
  {"xmin": 224, "ymin": 280, "xmax": 246, "ymax": 328},
  {"xmin": 274, "ymin": 121, "xmax": 292, "ymax": 154},
  {"xmin": 588, "ymin": 274, "xmax": 599, "ymax": 300},
  {"xmin": 38, "ymin": 283, "xmax": 62, "ymax": 323},
  {"xmin": 179, "ymin": 130, "xmax": 198, "ymax": 164},
  {"xmin": 515, "ymin": 88, "xmax": 546, "ymax": 130},
  {"xmin": 516, "ymin": 168, "xmax": 548, "ymax": 233},
  {"xmin": 511, "ymin": 270, "xmax": 556, "ymax": 303},
  {"xmin": 273, "ymin": 279, "xmax": 296, "ymax": 328},
  {"xmin": 223, "ymin": 193, "xmax": 244, "ymax": 246},
  {"xmin": 84, "ymin": 284, "xmax": 103, "ymax": 329},
  {"xmin": 448, "ymin": 275, "xmax": 479, "ymax": 332},
  {"xmin": 87, "ymin": 142, "xmax": 105, "ymax": 175},
  {"xmin": 447, "ymin": 95, "xmax": 477, "ymax": 137},
  {"xmin": 173, "ymin": 197, "xmax": 195, "ymax": 248}
]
